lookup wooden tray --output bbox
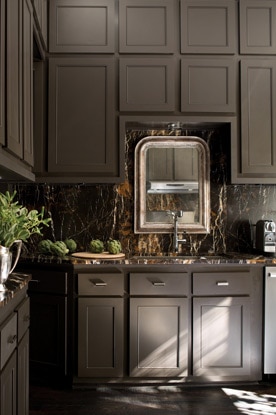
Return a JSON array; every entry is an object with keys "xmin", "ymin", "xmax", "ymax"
[{"xmin": 71, "ymin": 251, "xmax": 125, "ymax": 260}]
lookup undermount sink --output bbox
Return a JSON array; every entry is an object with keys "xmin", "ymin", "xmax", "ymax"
[{"xmin": 129, "ymin": 254, "xmax": 230, "ymax": 264}]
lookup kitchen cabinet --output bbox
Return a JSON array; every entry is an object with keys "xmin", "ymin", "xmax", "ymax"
[
  {"xmin": 0, "ymin": 0, "xmax": 4, "ymax": 146},
  {"xmin": 239, "ymin": 0, "xmax": 276, "ymax": 54},
  {"xmin": 181, "ymin": 58, "xmax": 237, "ymax": 113},
  {"xmin": 32, "ymin": 0, "xmax": 48, "ymax": 56},
  {"xmin": 119, "ymin": 0, "xmax": 175, "ymax": 54},
  {"xmin": 192, "ymin": 270, "xmax": 262, "ymax": 380},
  {"xmin": 27, "ymin": 269, "xmax": 74, "ymax": 386},
  {"xmin": 180, "ymin": 0, "xmax": 237, "ymax": 54},
  {"xmin": 49, "ymin": 0, "xmax": 114, "ymax": 53},
  {"xmin": 77, "ymin": 273, "xmax": 124, "ymax": 377},
  {"xmin": 129, "ymin": 272, "xmax": 189, "ymax": 377},
  {"xmin": 233, "ymin": 58, "xmax": 276, "ymax": 183},
  {"xmin": 42, "ymin": 57, "xmax": 121, "ymax": 183},
  {"xmin": 6, "ymin": 0, "xmax": 33, "ymax": 166},
  {"xmin": 0, "ymin": 285, "xmax": 30, "ymax": 415},
  {"xmin": 0, "ymin": 351, "xmax": 17, "ymax": 415},
  {"xmin": 119, "ymin": 58, "xmax": 175, "ymax": 112}
]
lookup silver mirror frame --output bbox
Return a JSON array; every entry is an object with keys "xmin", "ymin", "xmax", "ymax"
[{"xmin": 134, "ymin": 136, "xmax": 210, "ymax": 234}]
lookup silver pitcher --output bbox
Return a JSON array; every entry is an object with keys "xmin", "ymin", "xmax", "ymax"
[{"xmin": 0, "ymin": 240, "xmax": 22, "ymax": 291}]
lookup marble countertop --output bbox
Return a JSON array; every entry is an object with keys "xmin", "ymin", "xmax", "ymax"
[
  {"xmin": 18, "ymin": 252, "xmax": 276, "ymax": 266},
  {"xmin": 0, "ymin": 273, "xmax": 32, "ymax": 308}
]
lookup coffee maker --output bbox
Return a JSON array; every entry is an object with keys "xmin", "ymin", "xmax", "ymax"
[{"xmin": 255, "ymin": 220, "xmax": 276, "ymax": 255}]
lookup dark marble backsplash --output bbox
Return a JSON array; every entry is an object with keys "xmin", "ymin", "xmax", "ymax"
[{"xmin": 11, "ymin": 125, "xmax": 276, "ymax": 256}]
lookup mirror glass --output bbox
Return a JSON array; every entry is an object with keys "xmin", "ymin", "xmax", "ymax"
[{"xmin": 134, "ymin": 136, "xmax": 210, "ymax": 233}]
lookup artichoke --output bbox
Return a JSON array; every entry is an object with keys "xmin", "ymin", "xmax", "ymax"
[
  {"xmin": 64, "ymin": 238, "xmax": 77, "ymax": 253},
  {"xmin": 107, "ymin": 239, "xmax": 122, "ymax": 255},
  {"xmin": 50, "ymin": 241, "xmax": 69, "ymax": 257},
  {"xmin": 89, "ymin": 239, "xmax": 104, "ymax": 253},
  {"xmin": 38, "ymin": 239, "xmax": 54, "ymax": 255}
]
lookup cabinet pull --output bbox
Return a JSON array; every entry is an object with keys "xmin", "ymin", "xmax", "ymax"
[
  {"xmin": 8, "ymin": 334, "xmax": 17, "ymax": 344},
  {"xmin": 152, "ymin": 281, "xmax": 166, "ymax": 286},
  {"xmin": 23, "ymin": 315, "xmax": 30, "ymax": 322},
  {"xmin": 90, "ymin": 279, "xmax": 107, "ymax": 287},
  {"xmin": 216, "ymin": 281, "xmax": 229, "ymax": 286},
  {"xmin": 268, "ymin": 272, "xmax": 276, "ymax": 278}
]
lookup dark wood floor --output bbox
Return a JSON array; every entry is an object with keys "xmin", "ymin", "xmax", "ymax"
[{"xmin": 29, "ymin": 382, "xmax": 276, "ymax": 415}]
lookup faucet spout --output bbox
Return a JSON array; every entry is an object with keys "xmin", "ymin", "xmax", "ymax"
[{"xmin": 167, "ymin": 210, "xmax": 187, "ymax": 253}]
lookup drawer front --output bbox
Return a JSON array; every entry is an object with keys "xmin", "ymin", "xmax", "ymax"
[
  {"xmin": 0, "ymin": 313, "xmax": 17, "ymax": 370},
  {"xmin": 78, "ymin": 273, "xmax": 124, "ymax": 296},
  {"xmin": 28, "ymin": 270, "xmax": 68, "ymax": 294},
  {"xmin": 16, "ymin": 297, "xmax": 30, "ymax": 341},
  {"xmin": 129, "ymin": 273, "xmax": 189, "ymax": 296},
  {"xmin": 193, "ymin": 272, "xmax": 251, "ymax": 296}
]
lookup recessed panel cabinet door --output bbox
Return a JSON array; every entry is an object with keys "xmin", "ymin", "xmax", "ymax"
[
  {"xmin": 48, "ymin": 58, "xmax": 117, "ymax": 179},
  {"xmin": 239, "ymin": 0, "xmax": 276, "ymax": 54},
  {"xmin": 193, "ymin": 297, "xmax": 251, "ymax": 378},
  {"xmin": 0, "ymin": 0, "xmax": 5, "ymax": 146},
  {"xmin": 78, "ymin": 297, "xmax": 124, "ymax": 377},
  {"xmin": 49, "ymin": 0, "xmax": 115, "ymax": 53},
  {"xmin": 6, "ymin": 0, "xmax": 22, "ymax": 158},
  {"xmin": 22, "ymin": 0, "xmax": 33, "ymax": 166},
  {"xmin": 129, "ymin": 298, "xmax": 188, "ymax": 377},
  {"xmin": 237, "ymin": 59, "xmax": 276, "ymax": 183}
]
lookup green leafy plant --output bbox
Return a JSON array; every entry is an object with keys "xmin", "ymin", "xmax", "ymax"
[{"xmin": 0, "ymin": 190, "xmax": 51, "ymax": 248}]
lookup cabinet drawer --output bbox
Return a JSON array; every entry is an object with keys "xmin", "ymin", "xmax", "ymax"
[
  {"xmin": 28, "ymin": 270, "xmax": 68, "ymax": 294},
  {"xmin": 129, "ymin": 273, "xmax": 189, "ymax": 296},
  {"xmin": 78, "ymin": 273, "xmax": 124, "ymax": 296},
  {"xmin": 0, "ymin": 313, "xmax": 17, "ymax": 370},
  {"xmin": 16, "ymin": 297, "xmax": 30, "ymax": 342},
  {"xmin": 193, "ymin": 272, "xmax": 251, "ymax": 296}
]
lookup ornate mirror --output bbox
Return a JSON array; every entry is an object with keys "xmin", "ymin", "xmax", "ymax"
[{"xmin": 134, "ymin": 136, "xmax": 210, "ymax": 233}]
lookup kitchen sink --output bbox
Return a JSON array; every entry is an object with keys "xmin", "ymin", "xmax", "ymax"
[{"xmin": 128, "ymin": 254, "xmax": 231, "ymax": 264}]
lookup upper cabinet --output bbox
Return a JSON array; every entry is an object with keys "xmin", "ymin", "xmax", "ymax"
[
  {"xmin": 180, "ymin": 0, "xmax": 237, "ymax": 54},
  {"xmin": 32, "ymin": 0, "xmax": 48, "ymax": 53},
  {"xmin": 181, "ymin": 58, "xmax": 237, "ymax": 113},
  {"xmin": 119, "ymin": 58, "xmax": 175, "ymax": 112},
  {"xmin": 119, "ymin": 0, "xmax": 175, "ymax": 54},
  {"xmin": 44, "ymin": 57, "xmax": 120, "ymax": 183},
  {"xmin": 239, "ymin": 0, "xmax": 276, "ymax": 54},
  {"xmin": 232, "ymin": 58, "xmax": 276, "ymax": 184},
  {"xmin": 0, "ymin": 0, "xmax": 35, "ymax": 181},
  {"xmin": 49, "ymin": 0, "xmax": 115, "ymax": 53},
  {"xmin": 0, "ymin": 0, "xmax": 5, "ymax": 146}
]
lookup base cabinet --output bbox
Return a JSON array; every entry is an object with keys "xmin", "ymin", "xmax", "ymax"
[
  {"xmin": 78, "ymin": 297, "xmax": 124, "ymax": 377},
  {"xmin": 129, "ymin": 272, "xmax": 189, "ymax": 378},
  {"xmin": 0, "ymin": 351, "xmax": 17, "ymax": 415},
  {"xmin": 77, "ymin": 273, "xmax": 124, "ymax": 378},
  {"xmin": 26, "ymin": 269, "xmax": 73, "ymax": 386},
  {"xmin": 0, "ymin": 289, "xmax": 30, "ymax": 415},
  {"xmin": 129, "ymin": 297, "xmax": 188, "ymax": 377},
  {"xmin": 193, "ymin": 296, "xmax": 251, "ymax": 377}
]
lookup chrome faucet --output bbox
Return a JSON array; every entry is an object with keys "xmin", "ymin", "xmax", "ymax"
[{"xmin": 167, "ymin": 210, "xmax": 187, "ymax": 252}]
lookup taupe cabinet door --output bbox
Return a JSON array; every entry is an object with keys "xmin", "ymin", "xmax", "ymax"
[
  {"xmin": 239, "ymin": 59, "xmax": 276, "ymax": 181},
  {"xmin": 48, "ymin": 58, "xmax": 117, "ymax": 178},
  {"xmin": 6, "ymin": 0, "xmax": 22, "ymax": 158},
  {"xmin": 78, "ymin": 297, "xmax": 124, "ymax": 377},
  {"xmin": 6, "ymin": 0, "xmax": 33, "ymax": 166},
  {"xmin": 193, "ymin": 296, "xmax": 251, "ymax": 377},
  {"xmin": 129, "ymin": 297, "xmax": 188, "ymax": 377},
  {"xmin": 0, "ymin": 0, "xmax": 4, "ymax": 146}
]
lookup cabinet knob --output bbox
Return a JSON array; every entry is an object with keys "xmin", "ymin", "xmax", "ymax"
[
  {"xmin": 216, "ymin": 281, "xmax": 229, "ymax": 286},
  {"xmin": 23, "ymin": 315, "xmax": 30, "ymax": 322}
]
